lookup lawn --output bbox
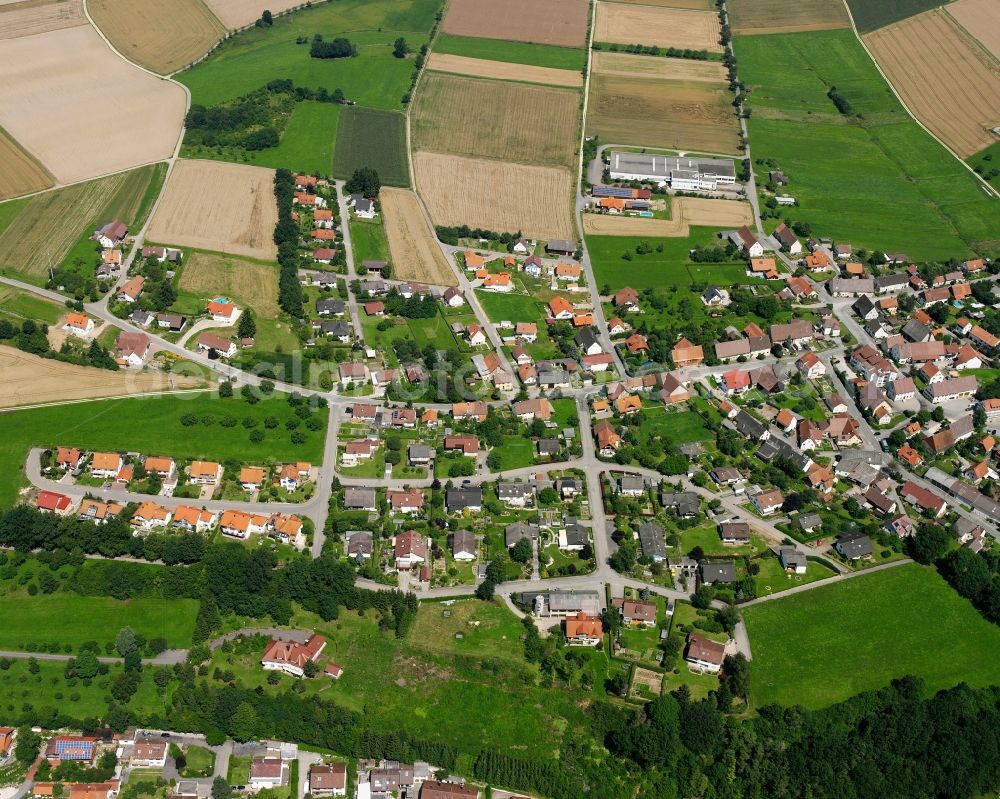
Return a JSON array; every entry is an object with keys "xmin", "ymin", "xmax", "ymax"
[
  {"xmin": 0, "ymin": 391, "xmax": 328, "ymax": 506},
  {"xmin": 178, "ymin": 0, "xmax": 441, "ymax": 108},
  {"xmin": 0, "ymin": 658, "xmax": 148, "ymax": 719},
  {"xmin": 227, "ymin": 755, "xmax": 252, "ymax": 786},
  {"xmin": 751, "ymin": 554, "xmax": 837, "ymax": 596},
  {"xmin": 350, "ymin": 217, "xmax": 390, "ymax": 265},
  {"xmin": 0, "ymin": 197, "xmax": 28, "ymax": 238},
  {"xmin": 495, "ymin": 435, "xmax": 534, "ymax": 471},
  {"xmin": 968, "ymin": 139, "xmax": 1000, "ymax": 193},
  {"xmin": 432, "ymin": 33, "xmax": 587, "ymax": 71},
  {"xmin": 743, "ymin": 563, "xmax": 1000, "ymax": 709},
  {"xmin": 332, "ymin": 107, "xmax": 410, "ymax": 187},
  {"xmin": 681, "ymin": 522, "xmax": 764, "ymax": 557},
  {"xmin": 645, "ymin": 408, "xmax": 712, "ymax": 444},
  {"xmin": 0, "ymin": 594, "xmax": 198, "ymax": 651},
  {"xmin": 586, "ymin": 227, "xmax": 747, "ymax": 291},
  {"xmin": 179, "ymin": 745, "xmax": 216, "ymax": 778},
  {"xmin": 735, "ymin": 29, "xmax": 1000, "ymax": 258},
  {"xmin": 228, "ymin": 101, "xmax": 341, "ymax": 176}
]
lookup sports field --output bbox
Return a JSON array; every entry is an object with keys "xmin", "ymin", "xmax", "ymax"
[
  {"xmin": 411, "ymin": 73, "xmax": 579, "ymax": 169},
  {"xmin": 332, "ymin": 107, "xmax": 409, "ymax": 187},
  {"xmin": 0, "ymin": 127, "xmax": 52, "ymax": 200},
  {"xmin": 594, "ymin": 2, "xmax": 723, "ymax": 51},
  {"xmin": 863, "ymin": 10, "xmax": 1000, "ymax": 158},
  {"xmin": 178, "ymin": 0, "xmax": 441, "ymax": 108},
  {"xmin": 949, "ymin": 0, "xmax": 1000, "ymax": 60},
  {"xmin": 0, "ymin": 390, "xmax": 328, "ymax": 506},
  {"xmin": 586, "ymin": 71, "xmax": 740, "ymax": 154},
  {"xmin": 0, "ymin": 165, "xmax": 161, "ymax": 281},
  {"xmin": 0, "ymin": 594, "xmax": 199, "ymax": 650},
  {"xmin": 0, "ymin": 24, "xmax": 184, "ymax": 184},
  {"xmin": 427, "ymin": 53, "xmax": 582, "ymax": 88},
  {"xmin": 744, "ymin": 564, "xmax": 1000, "ymax": 709},
  {"xmin": 432, "ymin": 34, "xmax": 586, "ymax": 71},
  {"xmin": 735, "ymin": 29, "xmax": 1000, "ymax": 258},
  {"xmin": 89, "ymin": 0, "xmax": 226, "ymax": 74},
  {"xmin": 147, "ymin": 160, "xmax": 278, "ymax": 260},
  {"xmin": 380, "ymin": 188, "xmax": 456, "ymax": 286},
  {"xmin": 414, "ymin": 152, "xmax": 575, "ymax": 241},
  {"xmin": 176, "ymin": 251, "xmax": 280, "ymax": 317},
  {"xmin": 728, "ymin": 0, "xmax": 849, "ymax": 34},
  {"xmin": 441, "ymin": 0, "xmax": 588, "ymax": 47}
]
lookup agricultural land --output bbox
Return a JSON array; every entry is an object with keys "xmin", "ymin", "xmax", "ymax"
[
  {"xmin": 582, "ymin": 197, "xmax": 753, "ymax": 237},
  {"xmin": 586, "ymin": 63, "xmax": 741, "ymax": 154},
  {"xmin": 177, "ymin": 0, "xmax": 442, "ymax": 108},
  {"xmin": 863, "ymin": 10, "xmax": 1000, "ymax": 158},
  {"xmin": 0, "ymin": 285, "xmax": 62, "ymax": 327},
  {"xmin": 411, "ymin": 73, "xmax": 580, "ymax": 169},
  {"xmin": 0, "ymin": 346, "xmax": 205, "ymax": 411},
  {"xmin": 734, "ymin": 28, "xmax": 1000, "ymax": 258},
  {"xmin": 425, "ymin": 53, "xmax": 583, "ymax": 88},
  {"xmin": 727, "ymin": 0, "xmax": 850, "ymax": 35},
  {"xmin": 440, "ymin": 0, "xmax": 588, "ymax": 47},
  {"xmin": 175, "ymin": 251, "xmax": 280, "ymax": 318},
  {"xmin": 379, "ymin": 188, "xmax": 456, "ymax": 286},
  {"xmin": 608, "ymin": 0, "xmax": 714, "ymax": 8},
  {"xmin": 88, "ymin": 0, "xmax": 226, "ymax": 75},
  {"xmin": 0, "ymin": 22, "xmax": 184, "ymax": 183},
  {"xmin": 332, "ymin": 107, "xmax": 409, "ymax": 187},
  {"xmin": 432, "ymin": 33, "xmax": 587, "ymax": 71},
  {"xmin": 413, "ymin": 152, "xmax": 575, "ymax": 240},
  {"xmin": 845, "ymin": 0, "xmax": 946, "ymax": 33},
  {"xmin": 0, "ymin": 127, "xmax": 52, "ymax": 200},
  {"xmin": 146, "ymin": 160, "xmax": 279, "ymax": 260},
  {"xmin": 0, "ymin": 165, "xmax": 162, "ymax": 283},
  {"xmin": 202, "ymin": 0, "xmax": 302, "ymax": 29},
  {"xmin": 594, "ymin": 2, "xmax": 723, "ymax": 51},
  {"xmin": 744, "ymin": 564, "xmax": 1000, "ymax": 710},
  {"xmin": 0, "ymin": 0, "xmax": 86, "ymax": 40},
  {"xmin": 948, "ymin": 0, "xmax": 1000, "ymax": 60}
]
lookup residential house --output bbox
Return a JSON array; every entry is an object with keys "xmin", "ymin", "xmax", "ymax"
[
  {"xmin": 719, "ymin": 522, "xmax": 750, "ymax": 545},
  {"xmin": 115, "ymin": 331, "xmax": 150, "ymax": 367},
  {"xmin": 446, "ymin": 487, "xmax": 482, "ymax": 512},
  {"xmin": 685, "ymin": 633, "xmax": 725, "ymax": 673},
  {"xmin": 671, "ymin": 338, "xmax": 704, "ymax": 367},
  {"xmin": 564, "ymin": 612, "xmax": 603, "ymax": 646},
  {"xmin": 451, "ymin": 530, "xmax": 476, "ymax": 561},
  {"xmin": 261, "ymin": 634, "xmax": 326, "ymax": 679},
  {"xmin": 117, "ymin": 276, "xmax": 144, "ymax": 303},
  {"xmin": 344, "ymin": 487, "xmax": 377, "ymax": 511},
  {"xmin": 395, "ymin": 530, "xmax": 427, "ymax": 569},
  {"xmin": 197, "ymin": 333, "xmax": 236, "ymax": 358},
  {"xmin": 388, "ymin": 488, "xmax": 424, "ymax": 514},
  {"xmin": 797, "ymin": 351, "xmax": 825, "ymax": 379},
  {"xmin": 751, "ymin": 489, "xmax": 784, "ymax": 516},
  {"xmin": 309, "ymin": 764, "xmax": 347, "ymax": 797},
  {"xmin": 835, "ymin": 532, "xmax": 873, "ymax": 561}
]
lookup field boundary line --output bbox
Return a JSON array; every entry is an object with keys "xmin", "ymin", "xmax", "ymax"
[
  {"xmin": 840, "ymin": 0, "xmax": 1000, "ymax": 202},
  {"xmin": 406, "ymin": 0, "xmax": 451, "ymax": 197}
]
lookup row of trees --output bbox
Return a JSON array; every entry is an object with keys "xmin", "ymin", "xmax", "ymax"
[
  {"xmin": 0, "ymin": 318, "xmax": 118, "ymax": 371},
  {"xmin": 273, "ymin": 169, "xmax": 304, "ymax": 316}
]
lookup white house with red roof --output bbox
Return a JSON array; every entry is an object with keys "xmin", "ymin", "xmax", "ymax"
[{"xmin": 260, "ymin": 634, "xmax": 326, "ymax": 678}]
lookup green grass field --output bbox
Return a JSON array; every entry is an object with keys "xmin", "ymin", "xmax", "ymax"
[
  {"xmin": 179, "ymin": 746, "xmax": 216, "ymax": 778},
  {"xmin": 0, "ymin": 391, "xmax": 328, "ymax": 506},
  {"xmin": 968, "ymin": 140, "xmax": 1000, "ymax": 194},
  {"xmin": 586, "ymin": 228, "xmax": 746, "ymax": 291},
  {"xmin": 0, "ymin": 197, "xmax": 28, "ymax": 238},
  {"xmin": 178, "ymin": 0, "xmax": 441, "ymax": 108},
  {"xmin": 735, "ymin": 29, "xmax": 1000, "ymax": 258},
  {"xmin": 0, "ymin": 658, "xmax": 148, "ymax": 718},
  {"xmin": 496, "ymin": 435, "xmax": 534, "ymax": 470},
  {"xmin": 743, "ymin": 563, "xmax": 1000, "ymax": 709},
  {"xmin": 845, "ymin": 0, "xmax": 942, "ymax": 32},
  {"xmin": 433, "ymin": 34, "xmax": 586, "ymax": 71},
  {"xmin": 0, "ymin": 594, "xmax": 198, "ymax": 650},
  {"xmin": 0, "ymin": 285, "xmax": 63, "ymax": 325},
  {"xmin": 350, "ymin": 217, "xmax": 390, "ymax": 264},
  {"xmin": 333, "ymin": 107, "xmax": 410, "ymax": 187}
]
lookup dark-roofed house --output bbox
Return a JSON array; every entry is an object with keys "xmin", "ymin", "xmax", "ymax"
[
  {"xmin": 346, "ymin": 530, "xmax": 373, "ymax": 560},
  {"xmin": 451, "ymin": 530, "xmax": 476, "ymax": 561},
  {"xmin": 447, "ymin": 487, "xmax": 483, "ymax": 512},
  {"xmin": 660, "ymin": 491, "xmax": 700, "ymax": 517},
  {"xmin": 835, "ymin": 532, "xmax": 873, "ymax": 561},
  {"xmin": 778, "ymin": 547, "xmax": 807, "ymax": 574},
  {"xmin": 638, "ymin": 521, "xmax": 666, "ymax": 561},
  {"xmin": 901, "ymin": 319, "xmax": 931, "ymax": 343},
  {"xmin": 700, "ymin": 562, "xmax": 736, "ymax": 584},
  {"xmin": 505, "ymin": 522, "xmax": 539, "ymax": 548},
  {"xmin": 344, "ymin": 487, "xmax": 376, "ymax": 511},
  {"xmin": 719, "ymin": 522, "xmax": 750, "ymax": 545}
]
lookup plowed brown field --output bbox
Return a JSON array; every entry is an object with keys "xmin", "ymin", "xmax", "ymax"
[
  {"xmin": 727, "ymin": 0, "xmax": 849, "ymax": 34},
  {"xmin": 864, "ymin": 10, "xmax": 1000, "ymax": 158},
  {"xmin": 582, "ymin": 197, "xmax": 752, "ymax": 237},
  {"xmin": 147, "ymin": 160, "xmax": 278, "ymax": 260},
  {"xmin": 204, "ymin": 0, "xmax": 308, "ymax": 29},
  {"xmin": 380, "ymin": 188, "xmax": 456, "ymax": 287},
  {"xmin": 426, "ymin": 53, "xmax": 582, "ymax": 88},
  {"xmin": 441, "ymin": 0, "xmax": 588, "ymax": 47},
  {"xmin": 414, "ymin": 152, "xmax": 574, "ymax": 241},
  {"xmin": 594, "ymin": 3, "xmax": 722, "ymax": 51},
  {"xmin": 0, "ymin": 0, "xmax": 84, "ymax": 39}
]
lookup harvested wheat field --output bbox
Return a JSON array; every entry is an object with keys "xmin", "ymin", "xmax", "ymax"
[
  {"xmin": 608, "ymin": 0, "xmax": 713, "ymax": 9},
  {"xmin": 380, "ymin": 188, "xmax": 456, "ymax": 287},
  {"xmin": 89, "ymin": 0, "xmax": 225, "ymax": 74},
  {"xmin": 414, "ymin": 152, "xmax": 574, "ymax": 241},
  {"xmin": 592, "ymin": 51, "xmax": 727, "ymax": 82},
  {"xmin": 864, "ymin": 10, "xmax": 1000, "ymax": 158},
  {"xmin": 583, "ymin": 197, "xmax": 752, "ymax": 237},
  {"xmin": 0, "ymin": 345, "xmax": 205, "ymax": 409},
  {"xmin": 727, "ymin": 0, "xmax": 849, "ymax": 34},
  {"xmin": 203, "ymin": 0, "xmax": 301, "ymax": 29},
  {"xmin": 594, "ymin": 3, "xmax": 722, "ymax": 51},
  {"xmin": 0, "ymin": 25, "xmax": 185, "ymax": 184},
  {"xmin": 0, "ymin": 167, "xmax": 157, "ymax": 280},
  {"xmin": 949, "ymin": 0, "xmax": 1000, "ymax": 61},
  {"xmin": 147, "ymin": 160, "xmax": 278, "ymax": 260},
  {"xmin": 178, "ymin": 250, "xmax": 280, "ymax": 316},
  {"xmin": 426, "ymin": 53, "xmax": 582, "ymax": 88},
  {"xmin": 411, "ymin": 73, "xmax": 579, "ymax": 169},
  {"xmin": 587, "ymin": 72, "xmax": 740, "ymax": 154},
  {"xmin": 0, "ymin": 129, "xmax": 52, "ymax": 200},
  {"xmin": 0, "ymin": 0, "xmax": 84, "ymax": 39},
  {"xmin": 441, "ymin": 0, "xmax": 588, "ymax": 47}
]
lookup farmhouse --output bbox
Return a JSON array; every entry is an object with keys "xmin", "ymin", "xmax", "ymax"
[
  {"xmin": 115, "ymin": 332, "xmax": 150, "ymax": 367},
  {"xmin": 564, "ymin": 612, "xmax": 602, "ymax": 646},
  {"xmin": 94, "ymin": 220, "xmax": 127, "ymax": 248}
]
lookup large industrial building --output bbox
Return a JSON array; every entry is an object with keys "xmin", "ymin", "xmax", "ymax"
[{"xmin": 608, "ymin": 151, "xmax": 737, "ymax": 191}]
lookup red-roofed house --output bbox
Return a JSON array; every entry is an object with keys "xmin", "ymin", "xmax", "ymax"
[{"xmin": 261, "ymin": 634, "xmax": 326, "ymax": 678}]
